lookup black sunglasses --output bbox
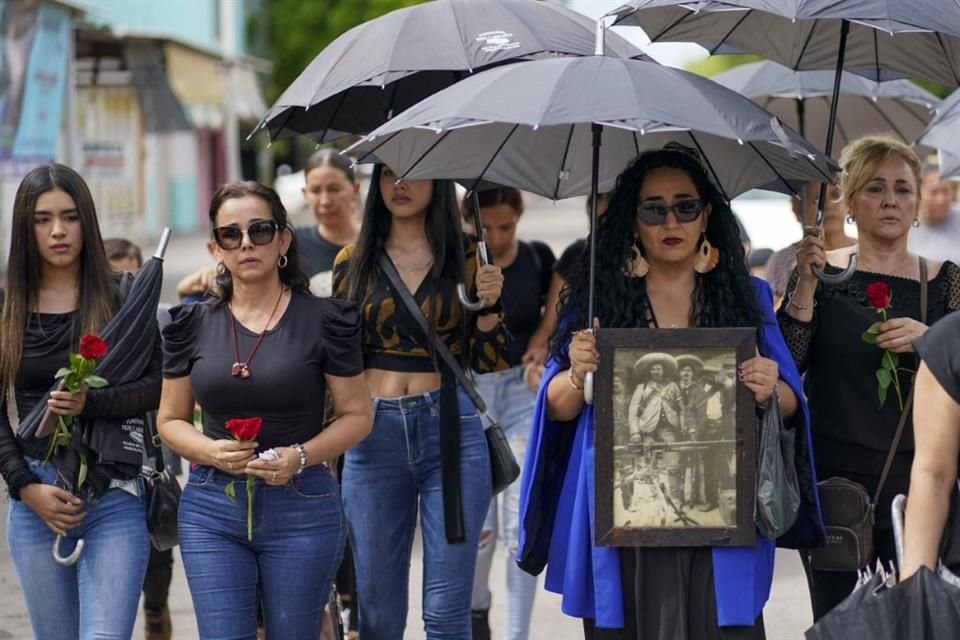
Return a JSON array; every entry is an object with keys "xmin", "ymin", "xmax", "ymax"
[
  {"xmin": 636, "ymin": 199, "xmax": 705, "ymax": 226},
  {"xmin": 212, "ymin": 220, "xmax": 279, "ymax": 250}
]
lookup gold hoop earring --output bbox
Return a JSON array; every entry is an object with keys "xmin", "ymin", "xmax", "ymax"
[
  {"xmin": 278, "ymin": 254, "xmax": 288, "ymax": 269},
  {"xmin": 216, "ymin": 262, "xmax": 227, "ymax": 276},
  {"xmin": 625, "ymin": 245, "xmax": 649, "ymax": 278},
  {"xmin": 693, "ymin": 236, "xmax": 719, "ymax": 274}
]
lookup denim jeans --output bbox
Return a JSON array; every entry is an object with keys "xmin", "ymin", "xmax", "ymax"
[
  {"xmin": 343, "ymin": 386, "xmax": 492, "ymax": 640},
  {"xmin": 7, "ymin": 457, "xmax": 150, "ymax": 640},
  {"xmin": 178, "ymin": 464, "xmax": 345, "ymax": 640},
  {"xmin": 470, "ymin": 366, "xmax": 539, "ymax": 640}
]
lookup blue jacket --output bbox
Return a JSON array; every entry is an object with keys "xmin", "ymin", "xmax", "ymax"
[{"xmin": 516, "ymin": 278, "xmax": 824, "ymax": 629}]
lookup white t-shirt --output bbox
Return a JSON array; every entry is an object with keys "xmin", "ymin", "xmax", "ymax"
[{"xmin": 909, "ymin": 205, "xmax": 960, "ymax": 265}]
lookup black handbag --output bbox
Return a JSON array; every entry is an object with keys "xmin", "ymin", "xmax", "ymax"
[
  {"xmin": 378, "ymin": 254, "xmax": 521, "ymax": 495},
  {"xmin": 809, "ymin": 259, "xmax": 927, "ymax": 572},
  {"xmin": 142, "ymin": 413, "xmax": 181, "ymax": 551}
]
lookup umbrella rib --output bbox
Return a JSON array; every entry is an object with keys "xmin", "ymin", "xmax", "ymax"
[
  {"xmin": 686, "ymin": 132, "xmax": 730, "ymax": 203},
  {"xmin": 746, "ymin": 141, "xmax": 798, "ymax": 197},
  {"xmin": 552, "ymin": 124, "xmax": 577, "ymax": 201},
  {"xmin": 633, "ymin": 130, "xmax": 640, "ymax": 159},
  {"xmin": 707, "ymin": 11, "xmax": 752, "ymax": 57},
  {"xmin": 318, "ymin": 87, "xmax": 351, "ymax": 142},
  {"xmin": 354, "ymin": 130, "xmax": 402, "ymax": 164},
  {"xmin": 269, "ymin": 107, "xmax": 296, "ymax": 142},
  {"xmin": 863, "ymin": 98, "xmax": 906, "ymax": 140},
  {"xmin": 472, "ymin": 124, "xmax": 521, "ymax": 192},
  {"xmin": 398, "ymin": 130, "xmax": 454, "ymax": 180},
  {"xmin": 873, "ymin": 29, "xmax": 881, "ymax": 83},
  {"xmin": 935, "ymin": 33, "xmax": 960, "ymax": 86},
  {"xmin": 794, "ymin": 20, "xmax": 819, "ymax": 70},
  {"xmin": 646, "ymin": 9, "xmax": 696, "ymax": 41}
]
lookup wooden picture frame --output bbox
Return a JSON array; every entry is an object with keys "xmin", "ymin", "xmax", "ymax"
[{"xmin": 594, "ymin": 328, "xmax": 757, "ymax": 547}]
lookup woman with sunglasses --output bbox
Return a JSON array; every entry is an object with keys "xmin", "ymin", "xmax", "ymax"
[
  {"xmin": 0, "ymin": 164, "xmax": 162, "ymax": 639},
  {"xmin": 332, "ymin": 165, "xmax": 510, "ymax": 639},
  {"xmin": 517, "ymin": 145, "xmax": 823, "ymax": 639},
  {"xmin": 157, "ymin": 181, "xmax": 373, "ymax": 639}
]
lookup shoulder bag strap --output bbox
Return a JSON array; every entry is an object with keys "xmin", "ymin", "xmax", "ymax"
[
  {"xmin": 376, "ymin": 254, "xmax": 493, "ymax": 422},
  {"xmin": 873, "ymin": 258, "xmax": 928, "ymax": 506}
]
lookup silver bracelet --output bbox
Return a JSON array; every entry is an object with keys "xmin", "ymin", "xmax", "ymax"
[
  {"xmin": 787, "ymin": 292, "xmax": 817, "ymax": 311},
  {"xmin": 292, "ymin": 443, "xmax": 308, "ymax": 475}
]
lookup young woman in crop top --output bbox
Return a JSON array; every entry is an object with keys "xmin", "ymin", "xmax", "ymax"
[
  {"xmin": 158, "ymin": 182, "xmax": 373, "ymax": 639},
  {"xmin": 333, "ymin": 164, "xmax": 510, "ymax": 639}
]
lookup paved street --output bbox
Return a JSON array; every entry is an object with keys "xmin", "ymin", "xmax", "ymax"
[{"xmin": 0, "ymin": 193, "xmax": 814, "ymax": 639}]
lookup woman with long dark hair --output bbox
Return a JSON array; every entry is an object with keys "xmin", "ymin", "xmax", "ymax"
[
  {"xmin": 333, "ymin": 165, "xmax": 510, "ymax": 638},
  {"xmin": 517, "ymin": 146, "xmax": 824, "ymax": 639},
  {"xmin": 158, "ymin": 182, "xmax": 372, "ymax": 639},
  {"xmin": 0, "ymin": 164, "xmax": 162, "ymax": 638}
]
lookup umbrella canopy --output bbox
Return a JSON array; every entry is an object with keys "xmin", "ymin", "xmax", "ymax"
[
  {"xmin": 254, "ymin": 0, "xmax": 647, "ymax": 143},
  {"xmin": 712, "ymin": 60, "xmax": 941, "ymax": 155},
  {"xmin": 347, "ymin": 55, "xmax": 836, "ymax": 200},
  {"xmin": 609, "ymin": 0, "xmax": 960, "ymax": 85},
  {"xmin": 805, "ymin": 566, "xmax": 960, "ymax": 640},
  {"xmin": 917, "ymin": 88, "xmax": 960, "ymax": 179},
  {"xmin": 16, "ymin": 230, "xmax": 170, "ymax": 495}
]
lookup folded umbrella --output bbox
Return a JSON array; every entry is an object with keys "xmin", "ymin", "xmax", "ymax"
[{"xmin": 917, "ymin": 89, "xmax": 960, "ymax": 179}]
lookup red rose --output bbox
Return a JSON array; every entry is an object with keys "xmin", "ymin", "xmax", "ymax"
[
  {"xmin": 78, "ymin": 334, "xmax": 108, "ymax": 360},
  {"xmin": 865, "ymin": 282, "xmax": 891, "ymax": 310},
  {"xmin": 225, "ymin": 417, "xmax": 262, "ymax": 441}
]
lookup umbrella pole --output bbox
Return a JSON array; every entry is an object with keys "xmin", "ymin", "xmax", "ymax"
[
  {"xmin": 813, "ymin": 19, "xmax": 858, "ymax": 284},
  {"xmin": 584, "ymin": 123, "xmax": 602, "ymax": 405},
  {"xmin": 154, "ymin": 227, "xmax": 172, "ymax": 260},
  {"xmin": 457, "ymin": 190, "xmax": 489, "ymax": 311},
  {"xmin": 797, "ymin": 99, "xmax": 810, "ymax": 224}
]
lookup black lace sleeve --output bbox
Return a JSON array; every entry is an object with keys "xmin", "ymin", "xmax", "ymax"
[
  {"xmin": 82, "ymin": 333, "xmax": 162, "ymax": 419},
  {"xmin": 776, "ymin": 269, "xmax": 818, "ymax": 373},
  {"xmin": 0, "ymin": 400, "xmax": 39, "ymax": 500}
]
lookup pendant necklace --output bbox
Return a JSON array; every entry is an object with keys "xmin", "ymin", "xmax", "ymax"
[{"xmin": 229, "ymin": 287, "xmax": 285, "ymax": 379}]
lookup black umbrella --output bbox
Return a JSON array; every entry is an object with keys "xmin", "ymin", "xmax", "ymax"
[
  {"xmin": 805, "ymin": 566, "xmax": 960, "ymax": 639},
  {"xmin": 347, "ymin": 50, "xmax": 836, "ymax": 401},
  {"xmin": 610, "ymin": 0, "xmax": 960, "ymax": 282},
  {"xmin": 251, "ymin": 0, "xmax": 646, "ymax": 144},
  {"xmin": 16, "ymin": 229, "xmax": 171, "ymax": 565}
]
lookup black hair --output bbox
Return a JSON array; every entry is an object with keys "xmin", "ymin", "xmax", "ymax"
[
  {"xmin": 304, "ymin": 148, "xmax": 356, "ymax": 183},
  {"xmin": 550, "ymin": 146, "xmax": 762, "ymax": 359}
]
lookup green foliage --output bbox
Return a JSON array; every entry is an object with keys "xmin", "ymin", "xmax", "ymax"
[
  {"xmin": 684, "ymin": 54, "xmax": 761, "ymax": 78},
  {"xmin": 257, "ymin": 0, "xmax": 423, "ymax": 102}
]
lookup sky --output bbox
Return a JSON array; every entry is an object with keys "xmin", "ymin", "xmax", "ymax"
[{"xmin": 566, "ymin": 0, "xmax": 709, "ymax": 69}]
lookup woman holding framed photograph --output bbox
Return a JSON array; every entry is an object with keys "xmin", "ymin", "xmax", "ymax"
[{"xmin": 517, "ymin": 145, "xmax": 824, "ymax": 639}]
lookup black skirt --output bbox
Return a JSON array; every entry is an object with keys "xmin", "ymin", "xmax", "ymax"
[{"xmin": 582, "ymin": 547, "xmax": 765, "ymax": 640}]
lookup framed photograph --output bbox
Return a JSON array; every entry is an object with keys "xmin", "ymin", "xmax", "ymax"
[{"xmin": 594, "ymin": 328, "xmax": 757, "ymax": 547}]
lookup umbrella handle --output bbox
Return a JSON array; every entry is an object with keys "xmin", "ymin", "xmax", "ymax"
[
  {"xmin": 584, "ymin": 372, "xmax": 594, "ymax": 405},
  {"xmin": 813, "ymin": 253, "xmax": 857, "ymax": 284},
  {"xmin": 891, "ymin": 493, "xmax": 906, "ymax": 571},
  {"xmin": 457, "ymin": 241, "xmax": 490, "ymax": 311},
  {"xmin": 52, "ymin": 534, "xmax": 84, "ymax": 566}
]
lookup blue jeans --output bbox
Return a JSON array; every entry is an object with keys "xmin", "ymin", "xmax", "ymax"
[
  {"xmin": 343, "ymin": 387, "xmax": 492, "ymax": 640},
  {"xmin": 470, "ymin": 366, "xmax": 539, "ymax": 640},
  {"xmin": 178, "ymin": 464, "xmax": 345, "ymax": 640},
  {"xmin": 7, "ymin": 457, "xmax": 150, "ymax": 640}
]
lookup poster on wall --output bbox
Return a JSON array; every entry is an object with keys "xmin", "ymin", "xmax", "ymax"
[
  {"xmin": 0, "ymin": 0, "xmax": 70, "ymax": 175},
  {"xmin": 77, "ymin": 86, "xmax": 143, "ymax": 235}
]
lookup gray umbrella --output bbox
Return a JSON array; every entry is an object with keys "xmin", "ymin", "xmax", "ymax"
[
  {"xmin": 251, "ymin": 0, "xmax": 646, "ymax": 144},
  {"xmin": 610, "ymin": 0, "xmax": 960, "ymax": 281},
  {"xmin": 712, "ymin": 60, "xmax": 941, "ymax": 155},
  {"xmin": 347, "ymin": 54, "xmax": 836, "ymax": 401},
  {"xmin": 917, "ymin": 89, "xmax": 960, "ymax": 179}
]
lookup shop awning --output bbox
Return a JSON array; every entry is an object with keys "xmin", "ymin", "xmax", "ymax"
[
  {"xmin": 231, "ymin": 65, "xmax": 267, "ymax": 123},
  {"xmin": 164, "ymin": 43, "xmax": 224, "ymax": 129},
  {"xmin": 123, "ymin": 43, "xmax": 192, "ymax": 133}
]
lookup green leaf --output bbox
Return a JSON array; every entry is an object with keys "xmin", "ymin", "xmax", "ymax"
[
  {"xmin": 77, "ymin": 455, "xmax": 88, "ymax": 488},
  {"xmin": 69, "ymin": 352, "xmax": 83, "ymax": 370},
  {"xmin": 83, "ymin": 375, "xmax": 109, "ymax": 389},
  {"xmin": 877, "ymin": 368, "xmax": 893, "ymax": 388},
  {"xmin": 866, "ymin": 322, "xmax": 882, "ymax": 334},
  {"xmin": 878, "ymin": 381, "xmax": 889, "ymax": 407},
  {"xmin": 224, "ymin": 481, "xmax": 237, "ymax": 503},
  {"xmin": 861, "ymin": 331, "xmax": 877, "ymax": 344},
  {"xmin": 887, "ymin": 352, "xmax": 900, "ymax": 368},
  {"xmin": 54, "ymin": 367, "xmax": 72, "ymax": 379}
]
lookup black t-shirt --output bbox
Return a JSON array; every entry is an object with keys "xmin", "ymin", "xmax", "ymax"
[
  {"xmin": 915, "ymin": 310, "xmax": 960, "ymax": 405},
  {"xmin": 501, "ymin": 241, "xmax": 555, "ymax": 364},
  {"xmin": 555, "ymin": 238, "xmax": 586, "ymax": 283},
  {"xmin": 294, "ymin": 226, "xmax": 344, "ymax": 278},
  {"xmin": 162, "ymin": 291, "xmax": 363, "ymax": 450}
]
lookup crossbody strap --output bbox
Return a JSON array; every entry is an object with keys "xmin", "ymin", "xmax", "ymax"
[
  {"xmin": 873, "ymin": 257, "xmax": 927, "ymax": 506},
  {"xmin": 377, "ymin": 254, "xmax": 493, "ymax": 422}
]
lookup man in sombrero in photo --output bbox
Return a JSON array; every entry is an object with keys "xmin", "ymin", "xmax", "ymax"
[{"xmin": 627, "ymin": 352, "xmax": 682, "ymax": 503}]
